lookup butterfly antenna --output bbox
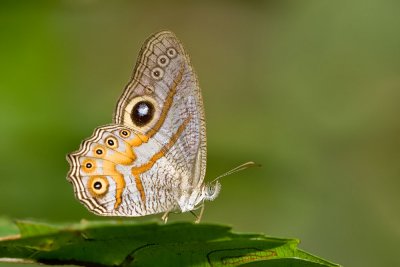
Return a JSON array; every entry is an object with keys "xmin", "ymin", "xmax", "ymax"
[
  {"xmin": 211, "ymin": 161, "xmax": 260, "ymax": 184},
  {"xmin": 202, "ymin": 162, "xmax": 260, "ymax": 203}
]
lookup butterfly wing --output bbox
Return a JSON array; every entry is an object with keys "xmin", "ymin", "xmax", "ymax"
[
  {"xmin": 67, "ymin": 31, "xmax": 207, "ymax": 216},
  {"xmin": 114, "ymin": 31, "xmax": 207, "ymax": 189}
]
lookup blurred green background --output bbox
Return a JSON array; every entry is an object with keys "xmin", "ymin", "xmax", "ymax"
[{"xmin": 1, "ymin": 1, "xmax": 399, "ymax": 266}]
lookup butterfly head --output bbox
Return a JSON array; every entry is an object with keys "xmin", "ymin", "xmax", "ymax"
[{"xmin": 202, "ymin": 181, "xmax": 221, "ymax": 201}]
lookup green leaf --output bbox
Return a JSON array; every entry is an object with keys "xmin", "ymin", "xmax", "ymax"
[
  {"xmin": 0, "ymin": 218, "xmax": 341, "ymax": 267},
  {"xmin": 0, "ymin": 218, "xmax": 19, "ymax": 238}
]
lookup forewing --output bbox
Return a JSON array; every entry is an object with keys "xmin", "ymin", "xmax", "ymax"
[{"xmin": 114, "ymin": 31, "xmax": 207, "ymax": 190}]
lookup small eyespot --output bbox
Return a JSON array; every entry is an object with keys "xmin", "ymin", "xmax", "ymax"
[
  {"xmin": 105, "ymin": 136, "xmax": 118, "ymax": 149},
  {"xmin": 145, "ymin": 85, "xmax": 154, "ymax": 94},
  {"xmin": 151, "ymin": 67, "xmax": 164, "ymax": 80},
  {"xmin": 119, "ymin": 129, "xmax": 131, "ymax": 138},
  {"xmin": 82, "ymin": 159, "xmax": 96, "ymax": 173},
  {"xmin": 157, "ymin": 55, "xmax": 169, "ymax": 67},
  {"xmin": 88, "ymin": 176, "xmax": 109, "ymax": 197},
  {"xmin": 167, "ymin": 47, "xmax": 177, "ymax": 58},
  {"xmin": 94, "ymin": 146, "xmax": 105, "ymax": 156}
]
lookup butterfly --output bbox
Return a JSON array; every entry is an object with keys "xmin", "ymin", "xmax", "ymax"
[{"xmin": 67, "ymin": 31, "xmax": 255, "ymax": 223}]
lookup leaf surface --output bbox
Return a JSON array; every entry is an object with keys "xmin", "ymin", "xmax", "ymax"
[{"xmin": 0, "ymin": 218, "xmax": 341, "ymax": 267}]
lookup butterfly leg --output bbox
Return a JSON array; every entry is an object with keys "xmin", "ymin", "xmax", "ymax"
[
  {"xmin": 161, "ymin": 210, "xmax": 170, "ymax": 224},
  {"xmin": 196, "ymin": 203, "xmax": 205, "ymax": 223},
  {"xmin": 190, "ymin": 203, "xmax": 205, "ymax": 224}
]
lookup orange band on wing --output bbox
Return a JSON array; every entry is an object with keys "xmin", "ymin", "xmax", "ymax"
[
  {"xmin": 114, "ymin": 174, "xmax": 125, "ymax": 209},
  {"xmin": 131, "ymin": 116, "xmax": 191, "ymax": 206},
  {"xmin": 128, "ymin": 133, "xmax": 150, "ymax": 147},
  {"xmin": 146, "ymin": 63, "xmax": 185, "ymax": 138},
  {"xmin": 133, "ymin": 174, "xmax": 146, "ymax": 204},
  {"xmin": 101, "ymin": 161, "xmax": 126, "ymax": 209}
]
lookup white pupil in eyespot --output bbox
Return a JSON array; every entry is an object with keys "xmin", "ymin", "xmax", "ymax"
[{"xmin": 137, "ymin": 103, "xmax": 149, "ymax": 116}]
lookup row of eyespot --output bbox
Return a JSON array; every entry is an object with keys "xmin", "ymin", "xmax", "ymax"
[
  {"xmin": 82, "ymin": 129, "xmax": 133, "ymax": 162},
  {"xmin": 150, "ymin": 47, "xmax": 178, "ymax": 80},
  {"xmin": 83, "ymin": 129, "xmax": 136, "ymax": 194},
  {"xmin": 100, "ymin": 129, "xmax": 132, "ymax": 151},
  {"xmin": 81, "ymin": 129, "xmax": 130, "ymax": 171}
]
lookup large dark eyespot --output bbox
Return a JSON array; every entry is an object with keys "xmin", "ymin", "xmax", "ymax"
[{"xmin": 131, "ymin": 100, "xmax": 155, "ymax": 126}]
